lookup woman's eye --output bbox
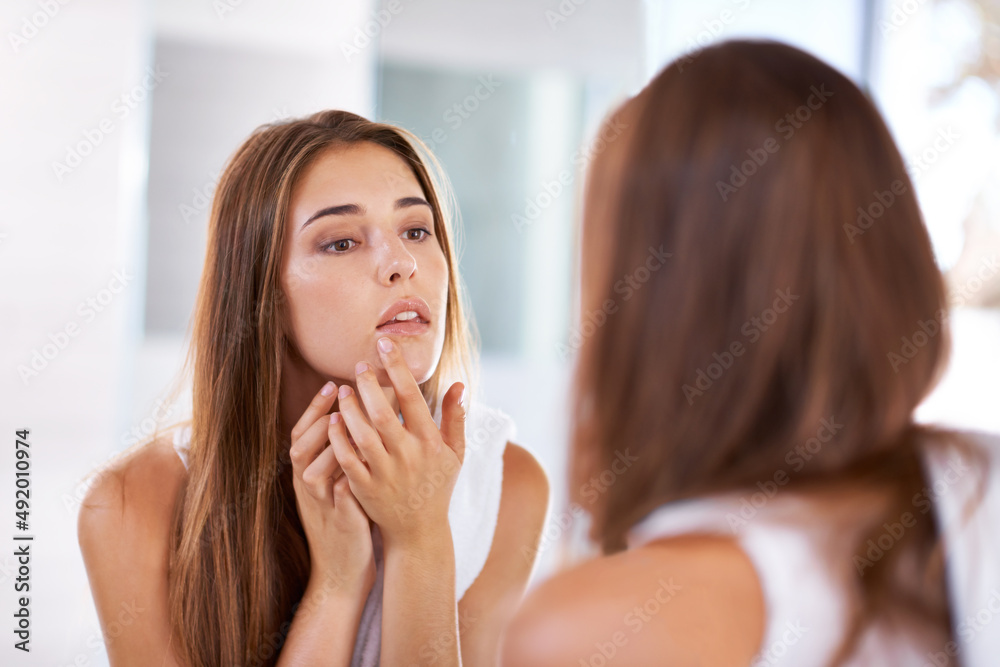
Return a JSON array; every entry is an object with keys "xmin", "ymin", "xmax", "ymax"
[
  {"xmin": 321, "ymin": 228, "xmax": 430, "ymax": 253},
  {"xmin": 322, "ymin": 239, "xmax": 355, "ymax": 253}
]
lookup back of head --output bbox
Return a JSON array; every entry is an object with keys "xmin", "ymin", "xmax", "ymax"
[{"xmin": 571, "ymin": 38, "xmax": 958, "ymax": 659}]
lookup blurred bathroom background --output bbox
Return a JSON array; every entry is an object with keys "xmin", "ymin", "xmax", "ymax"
[{"xmin": 2, "ymin": 0, "xmax": 999, "ymax": 664}]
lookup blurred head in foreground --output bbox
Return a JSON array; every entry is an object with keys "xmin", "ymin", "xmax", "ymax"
[{"xmin": 570, "ymin": 39, "xmax": 964, "ymax": 656}]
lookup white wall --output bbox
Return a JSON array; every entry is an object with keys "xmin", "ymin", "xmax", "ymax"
[
  {"xmin": 643, "ymin": 0, "xmax": 868, "ymax": 83},
  {"xmin": 0, "ymin": 0, "xmax": 152, "ymax": 663}
]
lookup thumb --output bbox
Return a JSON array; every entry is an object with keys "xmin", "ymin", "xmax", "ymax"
[{"xmin": 441, "ymin": 382, "xmax": 467, "ymax": 465}]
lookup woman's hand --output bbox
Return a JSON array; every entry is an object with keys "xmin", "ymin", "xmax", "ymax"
[
  {"xmin": 330, "ymin": 336, "xmax": 466, "ymax": 552},
  {"xmin": 289, "ymin": 381, "xmax": 376, "ymax": 600}
]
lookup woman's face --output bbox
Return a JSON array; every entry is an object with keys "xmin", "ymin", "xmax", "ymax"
[{"xmin": 281, "ymin": 141, "xmax": 449, "ymax": 393}]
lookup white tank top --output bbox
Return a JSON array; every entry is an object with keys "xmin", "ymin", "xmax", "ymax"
[
  {"xmin": 171, "ymin": 398, "xmax": 518, "ymax": 666},
  {"xmin": 625, "ymin": 429, "xmax": 1000, "ymax": 666}
]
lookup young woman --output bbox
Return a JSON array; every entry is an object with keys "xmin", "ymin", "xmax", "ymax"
[
  {"xmin": 77, "ymin": 110, "xmax": 550, "ymax": 666},
  {"xmin": 502, "ymin": 40, "xmax": 1000, "ymax": 666}
]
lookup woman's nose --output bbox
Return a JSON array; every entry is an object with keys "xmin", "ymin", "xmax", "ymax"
[{"xmin": 378, "ymin": 236, "xmax": 417, "ymax": 285}]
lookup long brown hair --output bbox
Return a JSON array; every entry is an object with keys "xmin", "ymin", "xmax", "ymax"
[
  {"xmin": 570, "ymin": 39, "xmax": 983, "ymax": 661},
  {"xmin": 160, "ymin": 110, "xmax": 478, "ymax": 666}
]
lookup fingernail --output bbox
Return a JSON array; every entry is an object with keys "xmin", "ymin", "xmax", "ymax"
[
  {"xmin": 458, "ymin": 384, "xmax": 466, "ymax": 408},
  {"xmin": 356, "ymin": 361, "xmax": 370, "ymax": 375},
  {"xmin": 320, "ymin": 381, "xmax": 335, "ymax": 396},
  {"xmin": 330, "ymin": 413, "xmax": 340, "ymax": 424},
  {"xmin": 378, "ymin": 337, "xmax": 393, "ymax": 353},
  {"xmin": 339, "ymin": 384, "xmax": 353, "ymax": 398}
]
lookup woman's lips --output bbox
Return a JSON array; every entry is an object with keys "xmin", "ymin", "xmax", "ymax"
[{"xmin": 375, "ymin": 320, "xmax": 430, "ymax": 336}]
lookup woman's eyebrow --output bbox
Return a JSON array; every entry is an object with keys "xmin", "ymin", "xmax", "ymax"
[
  {"xmin": 301, "ymin": 203, "xmax": 363, "ymax": 229},
  {"xmin": 300, "ymin": 197, "xmax": 430, "ymax": 231},
  {"xmin": 395, "ymin": 196, "xmax": 431, "ymax": 210}
]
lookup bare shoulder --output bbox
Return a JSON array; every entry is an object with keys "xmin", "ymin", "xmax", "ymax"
[
  {"xmin": 495, "ymin": 441, "xmax": 550, "ymax": 576},
  {"xmin": 501, "ymin": 533, "xmax": 765, "ymax": 667},
  {"xmin": 77, "ymin": 428, "xmax": 188, "ymax": 664},
  {"xmin": 77, "ymin": 428, "xmax": 188, "ymax": 568},
  {"xmin": 501, "ymin": 442, "xmax": 550, "ymax": 519}
]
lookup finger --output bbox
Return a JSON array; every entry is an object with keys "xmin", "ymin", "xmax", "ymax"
[
  {"xmin": 301, "ymin": 441, "xmax": 341, "ymax": 502},
  {"xmin": 329, "ymin": 412, "xmax": 373, "ymax": 484},
  {"xmin": 375, "ymin": 336, "xmax": 436, "ymax": 439},
  {"xmin": 322, "ymin": 442, "xmax": 344, "ymax": 482},
  {"xmin": 333, "ymin": 413, "xmax": 367, "ymax": 468},
  {"xmin": 289, "ymin": 413, "xmax": 336, "ymax": 481},
  {"xmin": 337, "ymin": 384, "xmax": 388, "ymax": 470},
  {"xmin": 440, "ymin": 382, "xmax": 467, "ymax": 465},
  {"xmin": 354, "ymin": 360, "xmax": 406, "ymax": 449},
  {"xmin": 290, "ymin": 381, "xmax": 337, "ymax": 445},
  {"xmin": 333, "ymin": 475, "xmax": 365, "ymax": 516}
]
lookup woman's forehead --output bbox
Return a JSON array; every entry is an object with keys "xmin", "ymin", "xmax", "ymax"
[
  {"xmin": 288, "ymin": 142, "xmax": 427, "ymax": 231},
  {"xmin": 296, "ymin": 142, "xmax": 422, "ymax": 199}
]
